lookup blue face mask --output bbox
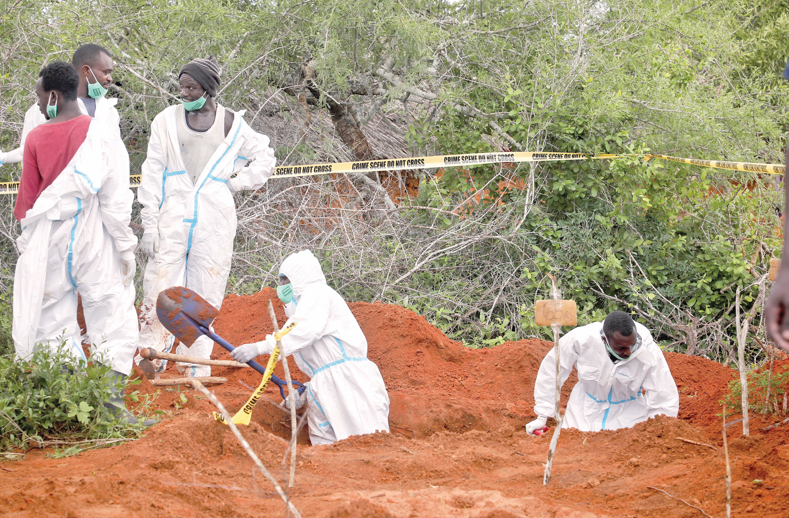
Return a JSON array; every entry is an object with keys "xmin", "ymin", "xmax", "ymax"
[
  {"xmin": 86, "ymin": 67, "xmax": 108, "ymax": 99},
  {"xmin": 182, "ymin": 93, "xmax": 207, "ymax": 111},
  {"xmin": 46, "ymin": 92, "xmax": 57, "ymax": 119},
  {"xmin": 277, "ymin": 283, "xmax": 293, "ymax": 304}
]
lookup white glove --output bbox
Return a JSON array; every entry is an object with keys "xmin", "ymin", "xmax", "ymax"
[
  {"xmin": 284, "ymin": 385, "xmax": 308, "ymax": 410},
  {"xmin": 525, "ymin": 416, "xmax": 548, "ymax": 436},
  {"xmin": 140, "ymin": 232, "xmax": 159, "ymax": 259},
  {"xmin": 231, "ymin": 335, "xmax": 274, "ymax": 364},
  {"xmin": 120, "ymin": 256, "xmax": 135, "ymax": 286}
]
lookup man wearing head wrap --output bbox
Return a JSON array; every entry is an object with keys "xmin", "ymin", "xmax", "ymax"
[
  {"xmin": 136, "ymin": 57, "xmax": 276, "ymax": 377},
  {"xmin": 0, "ymin": 44, "xmax": 120, "ymax": 167},
  {"xmin": 525, "ymin": 311, "xmax": 679, "ymax": 435},
  {"xmin": 230, "ymin": 250, "xmax": 390, "ymax": 445}
]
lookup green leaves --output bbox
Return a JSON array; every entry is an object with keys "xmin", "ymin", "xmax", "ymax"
[{"xmin": 0, "ymin": 340, "xmax": 149, "ymax": 451}]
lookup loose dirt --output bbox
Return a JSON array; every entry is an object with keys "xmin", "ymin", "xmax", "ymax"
[{"xmin": 2, "ymin": 288, "xmax": 788, "ymax": 517}]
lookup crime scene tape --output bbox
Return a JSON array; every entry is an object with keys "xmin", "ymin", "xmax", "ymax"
[
  {"xmin": 271, "ymin": 151, "xmax": 615, "ymax": 178},
  {"xmin": 0, "ymin": 152, "xmax": 783, "ymax": 195},
  {"xmin": 646, "ymin": 155, "xmax": 786, "ymax": 175}
]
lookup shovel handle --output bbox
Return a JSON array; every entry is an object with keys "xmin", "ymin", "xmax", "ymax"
[{"xmin": 200, "ymin": 326, "xmax": 305, "ymax": 397}]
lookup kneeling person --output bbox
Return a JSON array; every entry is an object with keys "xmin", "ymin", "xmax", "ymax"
[
  {"xmin": 526, "ymin": 311, "xmax": 679, "ymax": 434},
  {"xmin": 232, "ymin": 250, "xmax": 390, "ymax": 445}
]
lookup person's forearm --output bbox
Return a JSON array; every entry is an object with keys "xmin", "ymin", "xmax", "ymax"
[{"xmin": 1, "ymin": 146, "xmax": 24, "ymax": 164}]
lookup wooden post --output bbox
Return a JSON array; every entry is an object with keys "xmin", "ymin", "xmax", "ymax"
[
  {"xmin": 268, "ymin": 300, "xmax": 298, "ymax": 490},
  {"xmin": 538, "ymin": 274, "xmax": 577, "ymax": 485},
  {"xmin": 735, "ymin": 287, "xmax": 750, "ymax": 437}
]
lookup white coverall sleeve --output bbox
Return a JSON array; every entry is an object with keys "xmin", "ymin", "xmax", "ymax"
[
  {"xmin": 533, "ymin": 334, "xmax": 581, "ymax": 419},
  {"xmin": 99, "ymin": 134, "xmax": 137, "ymax": 259},
  {"xmin": 0, "ymin": 147, "xmax": 23, "ymax": 165},
  {"xmin": 258, "ymin": 294, "xmax": 332, "ymax": 357},
  {"xmin": 2, "ymin": 104, "xmax": 45, "ymax": 165},
  {"xmin": 136, "ymin": 119, "xmax": 166, "ymax": 235},
  {"xmin": 228, "ymin": 129, "xmax": 276, "ymax": 193},
  {"xmin": 641, "ymin": 350, "xmax": 680, "ymax": 419}
]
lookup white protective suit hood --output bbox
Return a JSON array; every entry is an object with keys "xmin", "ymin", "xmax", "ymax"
[
  {"xmin": 249, "ymin": 248, "xmax": 390, "ymax": 445},
  {"xmin": 279, "ymin": 250, "xmax": 326, "ymax": 302}
]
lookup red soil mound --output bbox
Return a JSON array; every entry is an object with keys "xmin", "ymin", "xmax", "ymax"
[{"xmin": 3, "ymin": 289, "xmax": 789, "ymax": 518}]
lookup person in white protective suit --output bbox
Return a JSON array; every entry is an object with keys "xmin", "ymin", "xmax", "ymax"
[
  {"xmin": 0, "ymin": 44, "xmax": 120, "ymax": 167},
  {"xmin": 136, "ymin": 57, "xmax": 276, "ymax": 377},
  {"xmin": 12, "ymin": 61, "xmax": 143, "ymax": 423},
  {"xmin": 230, "ymin": 250, "xmax": 391, "ymax": 445},
  {"xmin": 525, "ymin": 311, "xmax": 679, "ymax": 434}
]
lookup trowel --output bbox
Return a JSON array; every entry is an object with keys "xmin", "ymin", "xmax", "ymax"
[{"xmin": 156, "ymin": 286, "xmax": 305, "ymax": 400}]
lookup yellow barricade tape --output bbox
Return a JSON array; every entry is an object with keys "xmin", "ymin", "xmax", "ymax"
[
  {"xmin": 213, "ymin": 322, "xmax": 298, "ymax": 427},
  {"xmin": 271, "ymin": 151, "xmax": 614, "ymax": 178},
  {"xmin": 647, "ymin": 154, "xmax": 786, "ymax": 175},
  {"xmin": 0, "ymin": 152, "xmax": 783, "ymax": 195}
]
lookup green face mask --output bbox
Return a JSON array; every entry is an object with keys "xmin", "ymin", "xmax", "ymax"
[
  {"xmin": 182, "ymin": 93, "xmax": 207, "ymax": 112},
  {"xmin": 277, "ymin": 283, "xmax": 294, "ymax": 304},
  {"xmin": 86, "ymin": 67, "xmax": 108, "ymax": 99},
  {"xmin": 46, "ymin": 92, "xmax": 57, "ymax": 119}
]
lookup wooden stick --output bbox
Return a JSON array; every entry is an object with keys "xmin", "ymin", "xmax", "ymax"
[
  {"xmin": 722, "ymin": 406, "xmax": 732, "ymax": 518},
  {"xmin": 543, "ymin": 274, "xmax": 563, "ymax": 485},
  {"xmin": 735, "ymin": 287, "xmax": 750, "ymax": 437},
  {"xmin": 140, "ymin": 348, "xmax": 249, "ymax": 368},
  {"xmin": 762, "ymin": 416, "xmax": 789, "ymax": 432},
  {"xmin": 151, "ymin": 377, "xmax": 227, "ymax": 386},
  {"xmin": 675, "ymin": 437, "xmax": 717, "ymax": 451},
  {"xmin": 190, "ymin": 379, "xmax": 302, "ymax": 518},
  {"xmin": 647, "ymin": 487, "xmax": 713, "ymax": 518},
  {"xmin": 268, "ymin": 300, "xmax": 298, "ymax": 491}
]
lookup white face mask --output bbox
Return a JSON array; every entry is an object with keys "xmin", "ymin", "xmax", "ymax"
[{"xmin": 601, "ymin": 330, "xmax": 641, "ymax": 362}]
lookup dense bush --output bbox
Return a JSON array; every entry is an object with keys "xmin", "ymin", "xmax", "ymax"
[{"xmin": 0, "ymin": 342, "xmax": 146, "ymax": 451}]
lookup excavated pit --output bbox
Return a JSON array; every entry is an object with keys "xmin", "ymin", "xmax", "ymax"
[{"xmin": 2, "ymin": 288, "xmax": 788, "ymax": 518}]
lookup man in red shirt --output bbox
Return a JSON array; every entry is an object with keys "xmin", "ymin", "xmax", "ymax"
[{"xmin": 12, "ymin": 61, "xmax": 144, "ymax": 424}]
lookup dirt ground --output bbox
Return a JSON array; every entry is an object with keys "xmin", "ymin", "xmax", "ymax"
[{"xmin": 2, "ymin": 288, "xmax": 788, "ymax": 517}]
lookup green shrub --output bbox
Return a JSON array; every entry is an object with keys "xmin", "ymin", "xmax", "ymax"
[
  {"xmin": 722, "ymin": 366, "xmax": 789, "ymax": 416},
  {"xmin": 0, "ymin": 340, "xmax": 148, "ymax": 452}
]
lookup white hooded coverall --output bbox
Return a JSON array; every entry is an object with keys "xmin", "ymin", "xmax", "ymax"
[
  {"xmin": 533, "ymin": 322, "xmax": 679, "ymax": 432},
  {"xmin": 13, "ymin": 120, "xmax": 138, "ymax": 374},
  {"xmin": 254, "ymin": 250, "xmax": 390, "ymax": 445},
  {"xmin": 1, "ymin": 99, "xmax": 120, "ymax": 166},
  {"xmin": 136, "ymin": 105, "xmax": 276, "ymax": 376}
]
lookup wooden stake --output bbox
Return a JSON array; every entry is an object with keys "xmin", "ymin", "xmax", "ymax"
[
  {"xmin": 543, "ymin": 274, "xmax": 563, "ymax": 485},
  {"xmin": 268, "ymin": 300, "xmax": 298, "ymax": 491},
  {"xmin": 735, "ymin": 287, "xmax": 750, "ymax": 436},
  {"xmin": 190, "ymin": 379, "xmax": 302, "ymax": 518},
  {"xmin": 722, "ymin": 406, "xmax": 732, "ymax": 518}
]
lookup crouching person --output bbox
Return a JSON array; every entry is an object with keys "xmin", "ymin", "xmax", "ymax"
[
  {"xmin": 232, "ymin": 250, "xmax": 390, "ymax": 445},
  {"xmin": 12, "ymin": 61, "xmax": 144, "ymax": 424},
  {"xmin": 526, "ymin": 311, "xmax": 679, "ymax": 434}
]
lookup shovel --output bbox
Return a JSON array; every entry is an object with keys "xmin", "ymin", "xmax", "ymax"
[{"xmin": 156, "ymin": 286, "xmax": 305, "ymax": 401}]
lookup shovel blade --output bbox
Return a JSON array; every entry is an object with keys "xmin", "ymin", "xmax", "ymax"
[{"xmin": 156, "ymin": 287, "xmax": 219, "ymax": 346}]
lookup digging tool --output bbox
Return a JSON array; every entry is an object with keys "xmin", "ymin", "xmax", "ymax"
[
  {"xmin": 140, "ymin": 348, "xmax": 249, "ymax": 368},
  {"xmin": 213, "ymin": 321, "xmax": 298, "ymax": 426},
  {"xmin": 138, "ymin": 358, "xmax": 157, "ymax": 379},
  {"xmin": 151, "ymin": 376, "xmax": 226, "ymax": 386},
  {"xmin": 156, "ymin": 287, "xmax": 305, "ymax": 401}
]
